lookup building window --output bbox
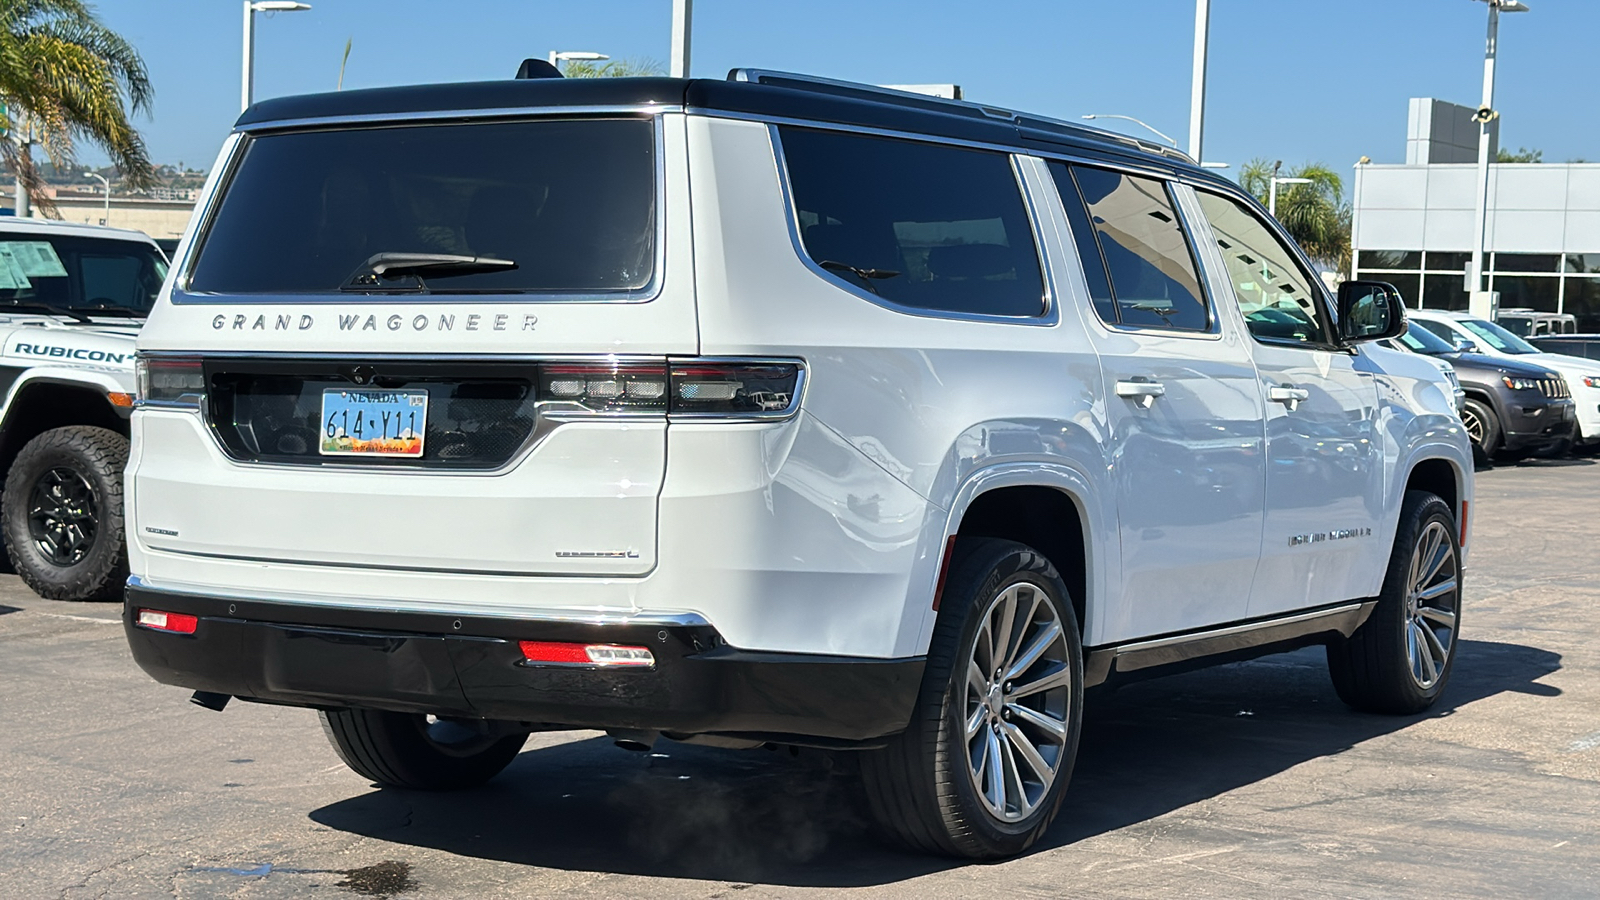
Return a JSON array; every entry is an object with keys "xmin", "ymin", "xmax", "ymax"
[
  {"xmin": 1488, "ymin": 274, "xmax": 1560, "ymax": 312},
  {"xmin": 1565, "ymin": 254, "xmax": 1600, "ymax": 275},
  {"xmin": 1563, "ymin": 277, "xmax": 1600, "ymax": 331},
  {"xmin": 1423, "ymin": 251, "xmax": 1470, "ymax": 273},
  {"xmin": 1356, "ymin": 250, "xmax": 1422, "ymax": 270},
  {"xmin": 1491, "ymin": 253, "xmax": 1561, "ymax": 273},
  {"xmin": 1421, "ymin": 274, "xmax": 1470, "ymax": 311},
  {"xmin": 1357, "ymin": 271, "xmax": 1420, "ymax": 307}
]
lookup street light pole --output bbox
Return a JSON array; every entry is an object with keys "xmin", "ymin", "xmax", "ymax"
[
  {"xmin": 1269, "ymin": 176, "xmax": 1312, "ymax": 218},
  {"xmin": 547, "ymin": 50, "xmax": 609, "ymax": 72},
  {"xmin": 1468, "ymin": 0, "xmax": 1528, "ymax": 311},
  {"xmin": 83, "ymin": 172, "xmax": 109, "ymax": 225},
  {"xmin": 670, "ymin": 0, "xmax": 693, "ymax": 78},
  {"xmin": 1188, "ymin": 0, "xmax": 1210, "ymax": 161},
  {"xmin": 242, "ymin": 1, "xmax": 312, "ymax": 113}
]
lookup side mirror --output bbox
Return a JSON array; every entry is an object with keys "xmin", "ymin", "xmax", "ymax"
[
  {"xmin": 1336, "ymin": 280, "xmax": 1407, "ymax": 344},
  {"xmin": 1452, "ymin": 337, "xmax": 1479, "ymax": 353}
]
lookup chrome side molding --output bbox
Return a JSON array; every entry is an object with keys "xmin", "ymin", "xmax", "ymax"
[{"xmin": 1083, "ymin": 601, "xmax": 1378, "ymax": 687}]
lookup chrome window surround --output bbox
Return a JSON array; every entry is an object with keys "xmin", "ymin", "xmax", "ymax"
[
  {"xmin": 766, "ymin": 123, "xmax": 1060, "ymax": 328},
  {"xmin": 133, "ymin": 351, "xmax": 807, "ymax": 477},
  {"xmin": 126, "ymin": 574, "xmax": 710, "ymax": 626},
  {"xmin": 172, "ymin": 107, "xmax": 673, "ymax": 306}
]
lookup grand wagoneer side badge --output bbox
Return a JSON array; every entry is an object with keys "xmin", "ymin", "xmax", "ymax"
[{"xmin": 1289, "ymin": 527, "xmax": 1373, "ymax": 547}]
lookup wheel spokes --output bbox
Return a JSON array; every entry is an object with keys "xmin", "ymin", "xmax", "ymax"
[
  {"xmin": 1418, "ymin": 605, "xmax": 1457, "ymax": 629},
  {"xmin": 1006, "ymin": 701, "xmax": 1067, "ymax": 741},
  {"xmin": 1008, "ymin": 662, "xmax": 1071, "ymax": 700}
]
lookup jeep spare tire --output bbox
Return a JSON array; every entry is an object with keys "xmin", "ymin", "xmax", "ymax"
[{"xmin": 3, "ymin": 426, "xmax": 129, "ymax": 601}]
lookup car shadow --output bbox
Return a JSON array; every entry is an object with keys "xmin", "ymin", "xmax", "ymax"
[{"xmin": 308, "ymin": 639, "xmax": 1560, "ymax": 887}]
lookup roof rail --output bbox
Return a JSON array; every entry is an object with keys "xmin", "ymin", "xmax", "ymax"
[{"xmin": 727, "ymin": 68, "xmax": 1197, "ymax": 166}]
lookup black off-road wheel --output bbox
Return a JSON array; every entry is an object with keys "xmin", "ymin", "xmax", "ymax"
[
  {"xmin": 2, "ymin": 426, "xmax": 129, "ymax": 601},
  {"xmin": 320, "ymin": 709, "xmax": 528, "ymax": 790},
  {"xmin": 1327, "ymin": 491, "xmax": 1462, "ymax": 714},
  {"xmin": 860, "ymin": 538, "xmax": 1083, "ymax": 858}
]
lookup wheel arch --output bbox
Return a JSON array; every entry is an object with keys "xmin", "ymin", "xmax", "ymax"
[
  {"xmin": 916, "ymin": 462, "xmax": 1111, "ymax": 653},
  {"xmin": 0, "ymin": 376, "xmax": 130, "ymax": 485}
]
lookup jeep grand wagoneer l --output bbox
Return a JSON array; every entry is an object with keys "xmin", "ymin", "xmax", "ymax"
[{"xmin": 124, "ymin": 68, "xmax": 1472, "ymax": 858}]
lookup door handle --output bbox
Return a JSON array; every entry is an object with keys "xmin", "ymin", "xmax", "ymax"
[
  {"xmin": 1268, "ymin": 384, "xmax": 1310, "ymax": 411},
  {"xmin": 1115, "ymin": 379, "xmax": 1166, "ymax": 409}
]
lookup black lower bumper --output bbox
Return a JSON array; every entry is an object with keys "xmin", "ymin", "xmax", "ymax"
[
  {"xmin": 1503, "ymin": 401, "xmax": 1577, "ymax": 452},
  {"xmin": 123, "ymin": 584, "xmax": 924, "ymax": 745}
]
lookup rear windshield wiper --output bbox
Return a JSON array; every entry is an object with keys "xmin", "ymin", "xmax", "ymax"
[
  {"xmin": 817, "ymin": 260, "xmax": 899, "ymax": 296},
  {"xmin": 0, "ymin": 300, "xmax": 92, "ymax": 324},
  {"xmin": 343, "ymin": 252, "xmax": 517, "ymax": 292}
]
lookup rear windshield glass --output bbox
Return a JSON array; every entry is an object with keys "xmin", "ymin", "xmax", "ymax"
[
  {"xmin": 0, "ymin": 233, "xmax": 165, "ymax": 316},
  {"xmin": 188, "ymin": 118, "xmax": 656, "ymax": 297}
]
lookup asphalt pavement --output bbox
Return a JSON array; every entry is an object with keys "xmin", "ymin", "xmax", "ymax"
[{"xmin": 2, "ymin": 459, "xmax": 1597, "ymax": 898}]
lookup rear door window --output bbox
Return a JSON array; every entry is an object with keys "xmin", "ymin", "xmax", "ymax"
[
  {"xmin": 778, "ymin": 126, "xmax": 1046, "ymax": 318},
  {"xmin": 188, "ymin": 117, "xmax": 657, "ymax": 297},
  {"xmin": 1064, "ymin": 165, "xmax": 1210, "ymax": 331}
]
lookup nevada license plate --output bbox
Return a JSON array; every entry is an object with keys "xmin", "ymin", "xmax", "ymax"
[{"xmin": 319, "ymin": 389, "xmax": 427, "ymax": 457}]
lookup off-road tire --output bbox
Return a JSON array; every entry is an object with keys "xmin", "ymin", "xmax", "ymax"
[
  {"xmin": 860, "ymin": 538, "xmax": 1083, "ymax": 858},
  {"xmin": 1327, "ymin": 491, "xmax": 1462, "ymax": 714},
  {"xmin": 2, "ymin": 426, "xmax": 129, "ymax": 601},
  {"xmin": 320, "ymin": 708, "xmax": 527, "ymax": 790},
  {"xmin": 1459, "ymin": 398, "xmax": 1499, "ymax": 465}
]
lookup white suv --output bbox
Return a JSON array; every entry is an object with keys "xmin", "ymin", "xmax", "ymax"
[{"xmin": 123, "ymin": 69, "xmax": 1473, "ymax": 858}]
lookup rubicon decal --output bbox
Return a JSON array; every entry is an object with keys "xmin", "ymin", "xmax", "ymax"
[
  {"xmin": 211, "ymin": 311, "xmax": 538, "ymax": 333},
  {"xmin": 9, "ymin": 342, "xmax": 131, "ymax": 365}
]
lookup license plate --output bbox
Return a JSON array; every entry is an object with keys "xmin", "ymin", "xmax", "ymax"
[{"xmin": 319, "ymin": 389, "xmax": 427, "ymax": 457}]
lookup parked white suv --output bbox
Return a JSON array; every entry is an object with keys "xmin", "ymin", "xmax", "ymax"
[
  {"xmin": 0, "ymin": 218, "xmax": 165, "ymax": 599},
  {"xmin": 123, "ymin": 69, "xmax": 1473, "ymax": 858},
  {"xmin": 1409, "ymin": 308, "xmax": 1600, "ymax": 448}
]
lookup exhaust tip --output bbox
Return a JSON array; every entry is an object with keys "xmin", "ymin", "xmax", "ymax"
[{"xmin": 608, "ymin": 729, "xmax": 659, "ymax": 752}]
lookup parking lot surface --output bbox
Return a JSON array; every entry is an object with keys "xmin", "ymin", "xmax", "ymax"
[{"xmin": 2, "ymin": 460, "xmax": 1597, "ymax": 899}]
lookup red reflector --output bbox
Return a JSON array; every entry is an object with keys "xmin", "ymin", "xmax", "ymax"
[
  {"xmin": 931, "ymin": 535, "xmax": 959, "ymax": 611},
  {"xmin": 518, "ymin": 640, "xmax": 655, "ymax": 667},
  {"xmin": 136, "ymin": 608, "xmax": 198, "ymax": 634},
  {"xmin": 1459, "ymin": 500, "xmax": 1469, "ymax": 547}
]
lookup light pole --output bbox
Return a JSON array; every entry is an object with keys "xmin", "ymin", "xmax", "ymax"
[
  {"xmin": 670, "ymin": 0, "xmax": 693, "ymax": 78},
  {"xmin": 1468, "ymin": 0, "xmax": 1529, "ymax": 316},
  {"xmin": 1081, "ymin": 114, "xmax": 1177, "ymax": 148},
  {"xmin": 82, "ymin": 171, "xmax": 109, "ymax": 225},
  {"xmin": 1188, "ymin": 0, "xmax": 1210, "ymax": 162},
  {"xmin": 1268, "ymin": 159, "xmax": 1312, "ymax": 219},
  {"xmin": 547, "ymin": 50, "xmax": 608, "ymax": 72},
  {"xmin": 242, "ymin": 1, "xmax": 311, "ymax": 113}
]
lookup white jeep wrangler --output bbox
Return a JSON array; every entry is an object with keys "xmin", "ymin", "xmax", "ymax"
[
  {"xmin": 123, "ymin": 68, "xmax": 1472, "ymax": 858},
  {"xmin": 0, "ymin": 218, "xmax": 164, "ymax": 600}
]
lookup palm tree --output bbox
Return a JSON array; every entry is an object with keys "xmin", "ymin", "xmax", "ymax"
[
  {"xmin": 0, "ymin": 0, "xmax": 154, "ymax": 216},
  {"xmin": 559, "ymin": 58, "xmax": 664, "ymax": 78},
  {"xmin": 1239, "ymin": 158, "xmax": 1351, "ymax": 274}
]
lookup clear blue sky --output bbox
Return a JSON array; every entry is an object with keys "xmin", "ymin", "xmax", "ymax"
[{"xmin": 87, "ymin": 0, "xmax": 1597, "ymax": 184}]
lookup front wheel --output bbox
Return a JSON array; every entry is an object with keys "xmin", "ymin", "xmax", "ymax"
[
  {"xmin": 1459, "ymin": 398, "xmax": 1499, "ymax": 465},
  {"xmin": 1327, "ymin": 491, "xmax": 1462, "ymax": 714},
  {"xmin": 320, "ymin": 709, "xmax": 528, "ymax": 790},
  {"xmin": 1, "ymin": 426, "xmax": 129, "ymax": 601},
  {"xmin": 860, "ymin": 538, "xmax": 1083, "ymax": 858}
]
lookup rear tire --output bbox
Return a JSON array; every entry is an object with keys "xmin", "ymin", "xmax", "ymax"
[
  {"xmin": 1459, "ymin": 398, "xmax": 1499, "ymax": 465},
  {"xmin": 1327, "ymin": 491, "xmax": 1461, "ymax": 714},
  {"xmin": 1, "ymin": 426, "xmax": 128, "ymax": 601},
  {"xmin": 860, "ymin": 538, "xmax": 1083, "ymax": 858},
  {"xmin": 320, "ymin": 709, "xmax": 528, "ymax": 790}
]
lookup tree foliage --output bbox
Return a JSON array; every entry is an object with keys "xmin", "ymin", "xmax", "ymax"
[
  {"xmin": 0, "ymin": 0, "xmax": 154, "ymax": 213},
  {"xmin": 1239, "ymin": 158, "xmax": 1351, "ymax": 274},
  {"xmin": 1496, "ymin": 146, "xmax": 1542, "ymax": 163},
  {"xmin": 559, "ymin": 58, "xmax": 664, "ymax": 78}
]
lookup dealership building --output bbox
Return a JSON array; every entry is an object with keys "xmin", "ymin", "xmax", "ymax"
[{"xmin": 1351, "ymin": 98, "xmax": 1600, "ymax": 331}]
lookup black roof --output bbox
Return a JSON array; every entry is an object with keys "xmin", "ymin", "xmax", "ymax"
[{"xmin": 236, "ymin": 69, "xmax": 1219, "ymax": 185}]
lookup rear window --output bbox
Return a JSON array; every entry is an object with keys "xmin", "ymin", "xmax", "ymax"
[
  {"xmin": 0, "ymin": 233, "xmax": 165, "ymax": 316},
  {"xmin": 188, "ymin": 118, "xmax": 656, "ymax": 297},
  {"xmin": 778, "ymin": 126, "xmax": 1046, "ymax": 318}
]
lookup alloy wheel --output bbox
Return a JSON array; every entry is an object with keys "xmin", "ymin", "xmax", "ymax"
[
  {"xmin": 1404, "ymin": 520, "xmax": 1459, "ymax": 689},
  {"xmin": 27, "ymin": 466, "xmax": 99, "ymax": 567},
  {"xmin": 1460, "ymin": 407, "xmax": 1485, "ymax": 445},
  {"xmin": 963, "ymin": 580, "xmax": 1072, "ymax": 822}
]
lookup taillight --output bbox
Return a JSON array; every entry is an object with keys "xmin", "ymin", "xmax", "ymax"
[
  {"xmin": 136, "ymin": 608, "xmax": 199, "ymax": 634},
  {"xmin": 136, "ymin": 356, "xmax": 205, "ymax": 409},
  {"xmin": 518, "ymin": 640, "xmax": 656, "ymax": 668},
  {"xmin": 535, "ymin": 359, "xmax": 802, "ymax": 419}
]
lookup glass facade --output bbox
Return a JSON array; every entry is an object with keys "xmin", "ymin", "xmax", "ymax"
[{"xmin": 1356, "ymin": 250, "xmax": 1600, "ymax": 330}]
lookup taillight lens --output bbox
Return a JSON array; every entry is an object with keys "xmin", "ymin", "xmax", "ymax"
[
  {"xmin": 136, "ymin": 356, "xmax": 205, "ymax": 408},
  {"xmin": 136, "ymin": 608, "xmax": 199, "ymax": 634},
  {"xmin": 669, "ymin": 362, "xmax": 801, "ymax": 417},
  {"xmin": 519, "ymin": 640, "xmax": 656, "ymax": 668},
  {"xmin": 535, "ymin": 360, "xmax": 802, "ymax": 418}
]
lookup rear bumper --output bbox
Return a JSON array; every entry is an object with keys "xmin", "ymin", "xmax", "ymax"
[{"xmin": 122, "ymin": 583, "xmax": 924, "ymax": 745}]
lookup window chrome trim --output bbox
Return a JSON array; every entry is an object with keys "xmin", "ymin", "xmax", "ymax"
[
  {"xmin": 174, "ymin": 112, "xmax": 671, "ymax": 306},
  {"xmin": 766, "ymin": 123, "xmax": 1059, "ymax": 327},
  {"xmin": 126, "ymin": 574, "xmax": 710, "ymax": 626}
]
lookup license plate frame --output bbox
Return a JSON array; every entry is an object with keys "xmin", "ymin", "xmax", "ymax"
[{"xmin": 319, "ymin": 388, "xmax": 428, "ymax": 457}]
